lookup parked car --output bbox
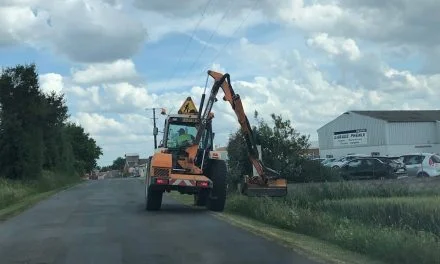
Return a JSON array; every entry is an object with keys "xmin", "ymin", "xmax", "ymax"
[
  {"xmin": 339, "ymin": 157, "xmax": 404, "ymax": 180},
  {"xmin": 374, "ymin": 156, "xmax": 407, "ymax": 177},
  {"xmin": 321, "ymin": 158, "xmax": 336, "ymax": 166},
  {"xmin": 310, "ymin": 158, "xmax": 326, "ymax": 162},
  {"xmin": 326, "ymin": 154, "xmax": 370, "ymax": 169},
  {"xmin": 399, "ymin": 153, "xmax": 440, "ymax": 177}
]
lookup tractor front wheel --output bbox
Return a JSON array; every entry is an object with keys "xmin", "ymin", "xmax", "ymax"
[{"xmin": 194, "ymin": 189, "xmax": 208, "ymax": 206}]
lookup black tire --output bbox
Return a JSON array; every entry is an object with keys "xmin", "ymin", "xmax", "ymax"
[
  {"xmin": 206, "ymin": 160, "xmax": 227, "ymax": 212},
  {"xmin": 417, "ymin": 172, "xmax": 429, "ymax": 178},
  {"xmin": 145, "ymin": 186, "xmax": 163, "ymax": 211},
  {"xmin": 194, "ymin": 189, "xmax": 208, "ymax": 206}
]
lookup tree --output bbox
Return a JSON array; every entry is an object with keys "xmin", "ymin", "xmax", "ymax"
[
  {"xmin": 111, "ymin": 157, "xmax": 126, "ymax": 171},
  {"xmin": 226, "ymin": 129, "xmax": 252, "ymax": 190},
  {"xmin": 0, "ymin": 63, "xmax": 103, "ymax": 180},
  {"xmin": 254, "ymin": 111, "xmax": 310, "ymax": 181},
  {"xmin": 64, "ymin": 122, "xmax": 103, "ymax": 174},
  {"xmin": 226, "ymin": 111, "xmax": 310, "ymax": 185},
  {"xmin": 0, "ymin": 64, "xmax": 46, "ymax": 179}
]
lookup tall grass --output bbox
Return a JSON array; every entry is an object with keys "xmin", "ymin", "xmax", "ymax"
[
  {"xmin": 0, "ymin": 170, "xmax": 80, "ymax": 210},
  {"xmin": 287, "ymin": 179, "xmax": 440, "ymax": 208},
  {"xmin": 317, "ymin": 196, "xmax": 440, "ymax": 237},
  {"xmin": 225, "ymin": 178, "xmax": 440, "ymax": 264}
]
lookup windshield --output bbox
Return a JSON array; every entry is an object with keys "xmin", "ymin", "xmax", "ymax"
[{"xmin": 166, "ymin": 123, "xmax": 197, "ymax": 148}]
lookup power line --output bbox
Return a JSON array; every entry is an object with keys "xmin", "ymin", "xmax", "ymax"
[
  {"xmin": 201, "ymin": 0, "xmax": 261, "ymax": 75},
  {"xmin": 182, "ymin": 0, "xmax": 236, "ymax": 80},
  {"xmin": 164, "ymin": 0, "xmax": 215, "ymax": 88}
]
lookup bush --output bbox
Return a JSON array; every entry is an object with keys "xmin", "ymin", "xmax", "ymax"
[{"xmin": 0, "ymin": 178, "xmax": 33, "ymax": 209}]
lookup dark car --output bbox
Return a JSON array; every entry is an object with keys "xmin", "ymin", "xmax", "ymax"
[
  {"xmin": 339, "ymin": 157, "xmax": 405, "ymax": 180},
  {"xmin": 374, "ymin": 156, "xmax": 407, "ymax": 176}
]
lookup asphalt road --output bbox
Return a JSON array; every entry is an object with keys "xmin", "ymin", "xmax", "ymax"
[{"xmin": 0, "ymin": 178, "xmax": 321, "ymax": 264}]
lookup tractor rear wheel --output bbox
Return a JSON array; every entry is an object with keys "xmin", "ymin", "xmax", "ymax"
[
  {"xmin": 145, "ymin": 186, "xmax": 163, "ymax": 211},
  {"xmin": 206, "ymin": 159, "xmax": 227, "ymax": 212}
]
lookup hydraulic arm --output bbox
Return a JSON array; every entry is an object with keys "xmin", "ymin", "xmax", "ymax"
[{"xmin": 192, "ymin": 70, "xmax": 287, "ymax": 196}]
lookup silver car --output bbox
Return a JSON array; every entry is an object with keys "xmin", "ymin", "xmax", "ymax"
[{"xmin": 400, "ymin": 153, "xmax": 440, "ymax": 177}]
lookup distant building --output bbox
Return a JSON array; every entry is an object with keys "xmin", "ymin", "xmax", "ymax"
[
  {"xmin": 136, "ymin": 158, "xmax": 149, "ymax": 177},
  {"xmin": 214, "ymin": 146, "xmax": 229, "ymax": 160},
  {"xmin": 318, "ymin": 110, "xmax": 440, "ymax": 158},
  {"xmin": 124, "ymin": 153, "xmax": 139, "ymax": 174},
  {"xmin": 305, "ymin": 141, "xmax": 320, "ymax": 158}
]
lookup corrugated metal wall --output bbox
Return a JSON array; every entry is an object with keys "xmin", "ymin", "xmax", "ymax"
[
  {"xmin": 387, "ymin": 122, "xmax": 438, "ymax": 145},
  {"xmin": 318, "ymin": 112, "xmax": 386, "ymax": 150},
  {"xmin": 437, "ymin": 121, "xmax": 440, "ymax": 143}
]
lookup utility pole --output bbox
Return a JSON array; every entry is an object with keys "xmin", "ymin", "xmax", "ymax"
[
  {"xmin": 146, "ymin": 107, "xmax": 165, "ymax": 149},
  {"xmin": 152, "ymin": 108, "xmax": 157, "ymax": 149}
]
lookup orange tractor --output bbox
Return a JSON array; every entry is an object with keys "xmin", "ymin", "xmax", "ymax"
[{"xmin": 144, "ymin": 70, "xmax": 288, "ymax": 211}]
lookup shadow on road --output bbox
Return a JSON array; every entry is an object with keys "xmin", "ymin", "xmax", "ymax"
[{"xmin": 136, "ymin": 202, "xmax": 208, "ymax": 216}]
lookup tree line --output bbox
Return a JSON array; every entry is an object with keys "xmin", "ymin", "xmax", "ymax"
[
  {"xmin": 100, "ymin": 156, "xmax": 126, "ymax": 172},
  {"xmin": 0, "ymin": 63, "xmax": 102, "ymax": 180}
]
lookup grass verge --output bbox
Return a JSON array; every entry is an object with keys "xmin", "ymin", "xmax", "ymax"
[
  {"xmin": 167, "ymin": 178, "xmax": 440, "ymax": 264},
  {"xmin": 0, "ymin": 171, "xmax": 83, "ymax": 221},
  {"xmin": 226, "ymin": 195, "xmax": 440, "ymax": 264},
  {"xmin": 166, "ymin": 191, "xmax": 383, "ymax": 264}
]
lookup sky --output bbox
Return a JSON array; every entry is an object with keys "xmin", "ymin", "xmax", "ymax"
[{"xmin": 1, "ymin": 0, "xmax": 440, "ymax": 166}]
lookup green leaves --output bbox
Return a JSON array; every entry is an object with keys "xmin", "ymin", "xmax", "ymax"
[
  {"xmin": 0, "ymin": 63, "xmax": 102, "ymax": 180},
  {"xmin": 226, "ymin": 111, "xmax": 310, "ymax": 185}
]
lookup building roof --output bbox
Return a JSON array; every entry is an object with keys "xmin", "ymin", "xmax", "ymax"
[
  {"xmin": 352, "ymin": 110, "xmax": 440, "ymax": 122},
  {"xmin": 215, "ymin": 146, "xmax": 227, "ymax": 151},
  {"xmin": 125, "ymin": 154, "xmax": 139, "ymax": 163}
]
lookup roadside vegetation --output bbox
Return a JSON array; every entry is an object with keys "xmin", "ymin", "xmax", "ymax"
[
  {"xmin": 225, "ymin": 111, "xmax": 440, "ymax": 264},
  {"xmin": 0, "ymin": 64, "xmax": 102, "ymax": 212}
]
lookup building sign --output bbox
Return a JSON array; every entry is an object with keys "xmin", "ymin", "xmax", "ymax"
[{"xmin": 333, "ymin": 129, "xmax": 367, "ymax": 147}]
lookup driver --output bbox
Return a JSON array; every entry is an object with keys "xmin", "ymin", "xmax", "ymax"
[{"xmin": 177, "ymin": 128, "xmax": 193, "ymax": 146}]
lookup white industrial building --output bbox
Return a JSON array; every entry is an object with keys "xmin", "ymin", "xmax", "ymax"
[{"xmin": 317, "ymin": 110, "xmax": 440, "ymax": 158}]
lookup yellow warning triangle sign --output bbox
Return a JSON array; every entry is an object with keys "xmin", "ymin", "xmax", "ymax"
[{"xmin": 178, "ymin": 97, "xmax": 198, "ymax": 114}]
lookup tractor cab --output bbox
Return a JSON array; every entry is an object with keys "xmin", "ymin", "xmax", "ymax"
[
  {"xmin": 158, "ymin": 97, "xmax": 215, "ymax": 172},
  {"xmin": 163, "ymin": 115, "xmax": 199, "ymax": 149}
]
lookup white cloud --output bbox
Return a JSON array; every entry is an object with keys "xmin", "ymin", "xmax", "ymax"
[
  {"xmin": 0, "ymin": 0, "xmax": 147, "ymax": 62},
  {"xmin": 306, "ymin": 33, "xmax": 361, "ymax": 61},
  {"xmin": 39, "ymin": 73, "xmax": 64, "ymax": 94},
  {"xmin": 4, "ymin": 0, "xmax": 440, "ymax": 166},
  {"xmin": 62, "ymin": 33, "xmax": 440, "ymax": 165},
  {"xmin": 71, "ymin": 59, "xmax": 139, "ymax": 85}
]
